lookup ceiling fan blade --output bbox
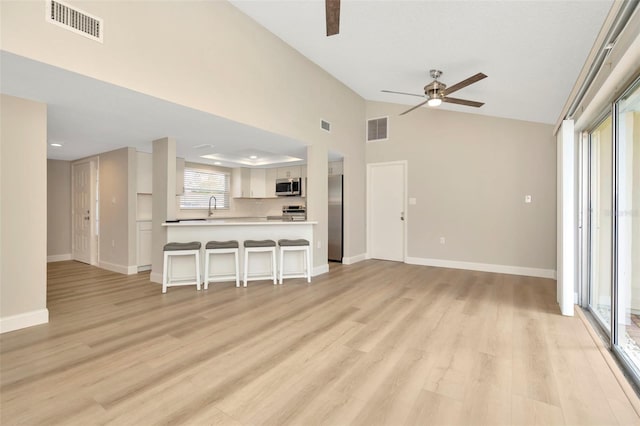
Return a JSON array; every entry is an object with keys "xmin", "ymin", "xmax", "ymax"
[
  {"xmin": 382, "ymin": 90, "xmax": 425, "ymax": 98},
  {"xmin": 400, "ymin": 99, "xmax": 430, "ymax": 115},
  {"xmin": 326, "ymin": 0, "xmax": 340, "ymax": 36},
  {"xmin": 444, "ymin": 73, "xmax": 487, "ymax": 96},
  {"xmin": 443, "ymin": 97, "xmax": 484, "ymax": 108}
]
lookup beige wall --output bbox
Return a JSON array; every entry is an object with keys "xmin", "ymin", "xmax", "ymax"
[
  {"xmin": 0, "ymin": 94, "xmax": 48, "ymax": 330},
  {"xmin": 91, "ymin": 147, "xmax": 136, "ymax": 271},
  {"xmin": 0, "ymin": 0, "xmax": 367, "ymax": 264},
  {"xmin": 366, "ymin": 101, "xmax": 557, "ymax": 271},
  {"xmin": 47, "ymin": 159, "xmax": 71, "ymax": 258}
]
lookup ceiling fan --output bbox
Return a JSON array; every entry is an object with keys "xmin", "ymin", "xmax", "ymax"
[
  {"xmin": 326, "ymin": 0, "xmax": 340, "ymax": 36},
  {"xmin": 382, "ymin": 70, "xmax": 487, "ymax": 115}
]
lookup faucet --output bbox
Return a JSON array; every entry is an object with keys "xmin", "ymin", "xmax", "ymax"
[{"xmin": 208, "ymin": 195, "xmax": 217, "ymax": 217}]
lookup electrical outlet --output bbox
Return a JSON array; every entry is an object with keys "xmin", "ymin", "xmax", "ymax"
[
  {"xmin": 439, "ymin": 237, "xmax": 446, "ymax": 245},
  {"xmin": 525, "ymin": 195, "xmax": 532, "ymax": 203}
]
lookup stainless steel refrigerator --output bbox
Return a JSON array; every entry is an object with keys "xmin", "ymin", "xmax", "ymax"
[{"xmin": 328, "ymin": 174, "xmax": 343, "ymax": 262}]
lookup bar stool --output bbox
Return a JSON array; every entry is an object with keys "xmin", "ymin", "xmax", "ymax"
[
  {"xmin": 204, "ymin": 240, "xmax": 240, "ymax": 289},
  {"xmin": 243, "ymin": 240, "xmax": 277, "ymax": 287},
  {"xmin": 162, "ymin": 241, "xmax": 202, "ymax": 293},
  {"xmin": 278, "ymin": 239, "xmax": 311, "ymax": 284}
]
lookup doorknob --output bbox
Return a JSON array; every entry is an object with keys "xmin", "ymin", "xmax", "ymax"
[{"xmin": 400, "ymin": 211, "xmax": 405, "ymax": 221}]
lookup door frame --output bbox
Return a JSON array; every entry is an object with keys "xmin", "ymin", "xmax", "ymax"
[
  {"xmin": 71, "ymin": 156, "xmax": 99, "ymax": 265},
  {"xmin": 366, "ymin": 160, "xmax": 408, "ymax": 262}
]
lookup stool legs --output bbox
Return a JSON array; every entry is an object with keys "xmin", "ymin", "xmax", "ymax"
[
  {"xmin": 244, "ymin": 247, "xmax": 277, "ymax": 286},
  {"xmin": 278, "ymin": 245, "xmax": 311, "ymax": 284},
  {"xmin": 162, "ymin": 249, "xmax": 201, "ymax": 293},
  {"xmin": 204, "ymin": 248, "xmax": 240, "ymax": 289}
]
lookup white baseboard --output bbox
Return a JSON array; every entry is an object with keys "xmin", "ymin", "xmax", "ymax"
[
  {"xmin": 137, "ymin": 265, "xmax": 151, "ymax": 272},
  {"xmin": 150, "ymin": 271, "xmax": 163, "ymax": 284},
  {"xmin": 99, "ymin": 261, "xmax": 138, "ymax": 275},
  {"xmin": 313, "ymin": 264, "xmax": 329, "ymax": 276},
  {"xmin": 0, "ymin": 309, "xmax": 49, "ymax": 334},
  {"xmin": 47, "ymin": 253, "xmax": 71, "ymax": 263},
  {"xmin": 404, "ymin": 257, "xmax": 557, "ymax": 279},
  {"xmin": 342, "ymin": 253, "xmax": 367, "ymax": 265}
]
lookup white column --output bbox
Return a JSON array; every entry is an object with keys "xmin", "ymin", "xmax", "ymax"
[
  {"xmin": 307, "ymin": 144, "xmax": 329, "ymax": 275},
  {"xmin": 150, "ymin": 137, "xmax": 177, "ymax": 283},
  {"xmin": 557, "ymin": 120, "xmax": 575, "ymax": 316}
]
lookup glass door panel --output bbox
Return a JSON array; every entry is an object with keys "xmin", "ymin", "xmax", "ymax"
[
  {"xmin": 615, "ymin": 80, "xmax": 640, "ymax": 374},
  {"xmin": 589, "ymin": 116, "xmax": 613, "ymax": 332}
]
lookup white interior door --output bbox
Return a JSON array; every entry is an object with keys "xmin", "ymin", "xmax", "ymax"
[
  {"xmin": 72, "ymin": 161, "xmax": 93, "ymax": 264},
  {"xmin": 368, "ymin": 161, "xmax": 406, "ymax": 261}
]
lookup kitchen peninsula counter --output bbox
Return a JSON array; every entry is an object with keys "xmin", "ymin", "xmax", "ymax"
[{"xmin": 162, "ymin": 219, "xmax": 317, "ymax": 281}]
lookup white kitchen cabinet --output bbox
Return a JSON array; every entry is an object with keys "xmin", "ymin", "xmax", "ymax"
[
  {"xmin": 136, "ymin": 152, "xmax": 153, "ymax": 194},
  {"xmin": 277, "ymin": 166, "xmax": 301, "ymax": 179},
  {"xmin": 137, "ymin": 221, "xmax": 152, "ymax": 268},
  {"xmin": 328, "ymin": 161, "xmax": 343, "ymax": 176},
  {"xmin": 232, "ymin": 167, "xmax": 274, "ymax": 198},
  {"xmin": 136, "ymin": 151, "xmax": 185, "ymax": 195},
  {"xmin": 249, "ymin": 168, "xmax": 266, "ymax": 198},
  {"xmin": 265, "ymin": 168, "xmax": 278, "ymax": 198}
]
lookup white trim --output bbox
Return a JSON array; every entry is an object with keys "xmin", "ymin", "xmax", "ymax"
[
  {"xmin": 313, "ymin": 264, "xmax": 329, "ymax": 276},
  {"xmin": 47, "ymin": 253, "xmax": 72, "ymax": 262},
  {"xmin": 575, "ymin": 292, "xmax": 579, "ymax": 304},
  {"xmin": 99, "ymin": 261, "xmax": 137, "ymax": 275},
  {"xmin": 405, "ymin": 257, "xmax": 557, "ymax": 279},
  {"xmin": 150, "ymin": 271, "xmax": 163, "ymax": 284},
  {"xmin": 342, "ymin": 253, "xmax": 367, "ymax": 265},
  {"xmin": 558, "ymin": 120, "xmax": 576, "ymax": 316},
  {"xmin": 137, "ymin": 265, "xmax": 151, "ymax": 272},
  {"xmin": 0, "ymin": 309, "xmax": 49, "ymax": 334}
]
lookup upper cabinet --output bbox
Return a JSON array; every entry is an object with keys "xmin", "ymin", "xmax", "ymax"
[
  {"xmin": 328, "ymin": 161, "xmax": 343, "ymax": 176},
  {"xmin": 276, "ymin": 166, "xmax": 301, "ymax": 179},
  {"xmin": 136, "ymin": 151, "xmax": 185, "ymax": 195},
  {"xmin": 232, "ymin": 167, "xmax": 276, "ymax": 198}
]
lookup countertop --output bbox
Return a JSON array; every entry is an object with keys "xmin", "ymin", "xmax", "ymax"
[{"xmin": 163, "ymin": 217, "xmax": 317, "ymax": 226}]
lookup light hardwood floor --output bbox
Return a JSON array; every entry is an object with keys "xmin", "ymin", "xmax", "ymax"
[{"xmin": 1, "ymin": 260, "xmax": 639, "ymax": 425}]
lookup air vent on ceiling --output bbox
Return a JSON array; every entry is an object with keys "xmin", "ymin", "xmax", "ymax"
[
  {"xmin": 46, "ymin": 0, "xmax": 103, "ymax": 43},
  {"xmin": 321, "ymin": 119, "xmax": 331, "ymax": 132},
  {"xmin": 367, "ymin": 117, "xmax": 388, "ymax": 142}
]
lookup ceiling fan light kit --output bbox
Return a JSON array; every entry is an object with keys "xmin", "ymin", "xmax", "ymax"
[{"xmin": 383, "ymin": 69, "xmax": 487, "ymax": 115}]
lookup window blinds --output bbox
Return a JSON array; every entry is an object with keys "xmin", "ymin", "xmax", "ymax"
[{"xmin": 180, "ymin": 167, "xmax": 230, "ymax": 209}]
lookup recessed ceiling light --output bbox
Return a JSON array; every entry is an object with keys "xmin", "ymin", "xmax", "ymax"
[
  {"xmin": 50, "ymin": 143, "xmax": 62, "ymax": 147},
  {"xmin": 249, "ymin": 155, "xmax": 258, "ymax": 159},
  {"xmin": 214, "ymin": 162, "xmax": 222, "ymax": 165}
]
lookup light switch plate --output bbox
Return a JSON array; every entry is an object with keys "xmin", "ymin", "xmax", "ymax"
[{"xmin": 525, "ymin": 195, "xmax": 532, "ymax": 203}]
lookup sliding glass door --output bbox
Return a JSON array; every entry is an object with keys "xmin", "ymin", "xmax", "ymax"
[
  {"xmin": 614, "ymin": 79, "xmax": 640, "ymax": 376},
  {"xmin": 588, "ymin": 116, "xmax": 613, "ymax": 333}
]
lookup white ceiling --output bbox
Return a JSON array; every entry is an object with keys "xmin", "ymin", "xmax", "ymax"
[
  {"xmin": 1, "ymin": 1, "xmax": 613, "ymax": 163},
  {"xmin": 230, "ymin": 0, "xmax": 613, "ymax": 124}
]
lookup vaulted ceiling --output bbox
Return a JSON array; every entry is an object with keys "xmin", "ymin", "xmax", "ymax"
[{"xmin": 230, "ymin": 0, "xmax": 613, "ymax": 124}]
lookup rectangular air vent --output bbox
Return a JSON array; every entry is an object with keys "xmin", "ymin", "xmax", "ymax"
[
  {"xmin": 367, "ymin": 117, "xmax": 388, "ymax": 142},
  {"xmin": 46, "ymin": 0, "xmax": 103, "ymax": 43},
  {"xmin": 321, "ymin": 119, "xmax": 331, "ymax": 132}
]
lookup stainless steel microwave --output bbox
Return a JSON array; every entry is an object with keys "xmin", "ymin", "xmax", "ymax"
[{"xmin": 275, "ymin": 177, "xmax": 302, "ymax": 196}]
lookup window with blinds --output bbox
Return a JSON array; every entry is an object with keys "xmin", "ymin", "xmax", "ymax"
[{"xmin": 180, "ymin": 167, "xmax": 230, "ymax": 210}]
